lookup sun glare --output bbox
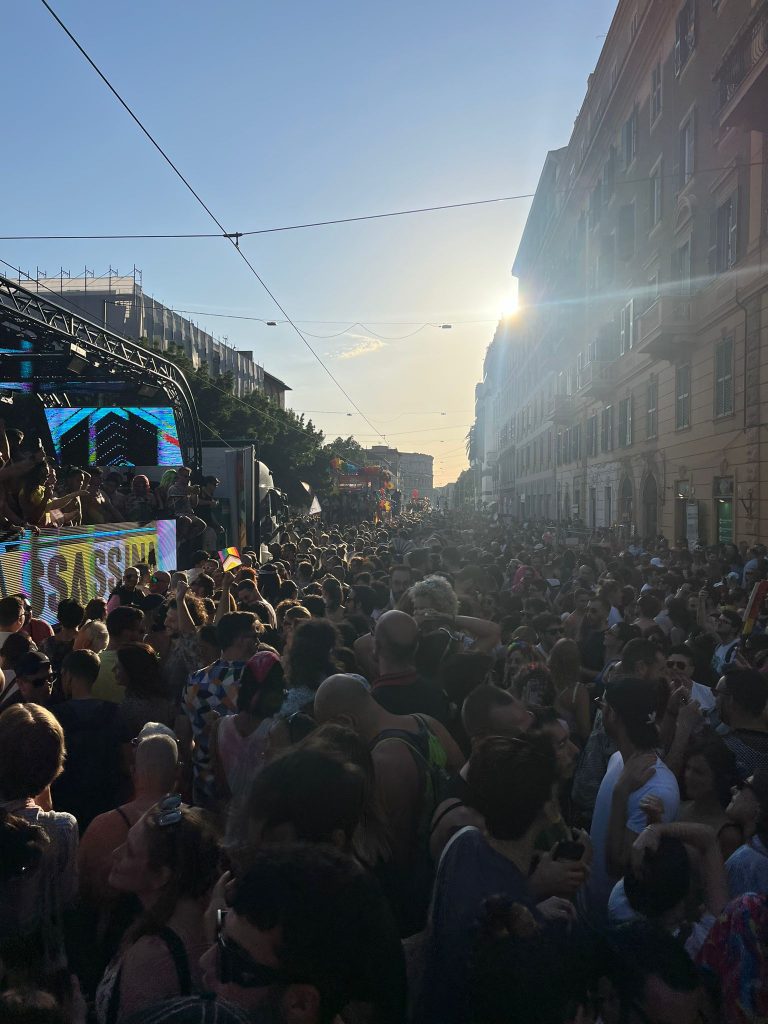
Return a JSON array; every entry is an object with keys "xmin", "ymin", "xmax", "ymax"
[{"xmin": 499, "ymin": 293, "xmax": 519, "ymax": 318}]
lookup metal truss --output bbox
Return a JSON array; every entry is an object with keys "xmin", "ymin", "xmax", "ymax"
[{"xmin": 0, "ymin": 274, "xmax": 202, "ymax": 469}]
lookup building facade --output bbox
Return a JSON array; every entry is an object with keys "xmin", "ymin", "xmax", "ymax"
[
  {"xmin": 475, "ymin": 0, "xmax": 768, "ymax": 546},
  {"xmin": 14, "ymin": 269, "xmax": 290, "ymax": 405},
  {"xmin": 364, "ymin": 445, "xmax": 434, "ymax": 500}
]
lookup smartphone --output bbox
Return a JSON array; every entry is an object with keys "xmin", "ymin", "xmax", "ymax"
[{"xmin": 553, "ymin": 840, "xmax": 585, "ymax": 862}]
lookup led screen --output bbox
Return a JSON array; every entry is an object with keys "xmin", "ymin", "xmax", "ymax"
[{"xmin": 44, "ymin": 406, "xmax": 182, "ymax": 466}]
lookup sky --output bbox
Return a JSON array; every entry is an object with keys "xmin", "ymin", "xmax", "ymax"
[{"xmin": 2, "ymin": 0, "xmax": 616, "ymax": 486}]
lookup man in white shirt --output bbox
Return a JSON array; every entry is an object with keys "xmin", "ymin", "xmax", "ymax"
[
  {"xmin": 712, "ymin": 609, "xmax": 742, "ymax": 674},
  {"xmin": 579, "ymin": 675, "xmax": 680, "ymax": 928}
]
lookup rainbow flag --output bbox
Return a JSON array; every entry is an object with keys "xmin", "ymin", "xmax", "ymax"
[
  {"xmin": 218, "ymin": 547, "xmax": 242, "ymax": 572},
  {"xmin": 742, "ymin": 581, "xmax": 768, "ymax": 636}
]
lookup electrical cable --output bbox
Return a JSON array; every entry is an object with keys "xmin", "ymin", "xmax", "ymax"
[
  {"xmin": 38, "ymin": 0, "xmax": 387, "ymax": 443},
  {"xmin": 5, "ymin": 158, "xmax": 768, "ymax": 242}
]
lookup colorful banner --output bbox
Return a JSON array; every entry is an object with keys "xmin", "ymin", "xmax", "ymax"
[{"xmin": 0, "ymin": 521, "xmax": 177, "ymax": 624}]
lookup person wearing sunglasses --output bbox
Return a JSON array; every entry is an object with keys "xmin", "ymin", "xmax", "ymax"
[
  {"xmin": 95, "ymin": 795, "xmax": 220, "ymax": 1024},
  {"xmin": 723, "ymin": 768, "xmax": 768, "ymax": 901},
  {"xmin": 199, "ymin": 844, "xmax": 405, "ymax": 1024}
]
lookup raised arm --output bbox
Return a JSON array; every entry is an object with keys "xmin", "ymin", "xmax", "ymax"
[{"xmin": 631, "ymin": 821, "xmax": 727, "ymax": 918}]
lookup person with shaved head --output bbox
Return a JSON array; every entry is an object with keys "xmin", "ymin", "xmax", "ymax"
[
  {"xmin": 315, "ymin": 673, "xmax": 463, "ymax": 935},
  {"xmin": 371, "ymin": 609, "xmax": 450, "ymax": 723}
]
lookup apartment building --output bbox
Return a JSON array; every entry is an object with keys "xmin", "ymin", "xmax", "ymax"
[
  {"xmin": 480, "ymin": 0, "xmax": 768, "ymax": 546},
  {"xmin": 14, "ymin": 269, "xmax": 290, "ymax": 404}
]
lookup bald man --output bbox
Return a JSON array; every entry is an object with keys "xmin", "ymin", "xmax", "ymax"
[
  {"xmin": 315, "ymin": 674, "xmax": 463, "ymax": 936},
  {"xmin": 372, "ymin": 609, "xmax": 450, "ymax": 724}
]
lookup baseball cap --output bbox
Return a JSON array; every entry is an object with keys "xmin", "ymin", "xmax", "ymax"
[
  {"xmin": 15, "ymin": 650, "xmax": 51, "ymax": 679},
  {"xmin": 649, "ymin": 557, "xmax": 665, "ymax": 568},
  {"xmin": 604, "ymin": 676, "xmax": 659, "ymax": 728}
]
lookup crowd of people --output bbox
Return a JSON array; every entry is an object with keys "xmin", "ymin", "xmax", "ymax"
[
  {"xmin": 0, "ymin": 421, "xmax": 224, "ymax": 552},
  {"xmin": 1, "ymin": 501, "xmax": 768, "ymax": 1023}
]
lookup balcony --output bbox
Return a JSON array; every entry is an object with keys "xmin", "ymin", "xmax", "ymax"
[
  {"xmin": 714, "ymin": 0, "xmax": 768, "ymax": 131},
  {"xmin": 635, "ymin": 295, "xmax": 695, "ymax": 360},
  {"xmin": 547, "ymin": 394, "xmax": 576, "ymax": 425},
  {"xmin": 577, "ymin": 359, "xmax": 615, "ymax": 400}
]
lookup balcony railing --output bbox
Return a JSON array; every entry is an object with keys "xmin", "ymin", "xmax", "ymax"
[
  {"xmin": 714, "ymin": 1, "xmax": 768, "ymax": 127},
  {"xmin": 547, "ymin": 394, "xmax": 576, "ymax": 424},
  {"xmin": 635, "ymin": 295, "xmax": 694, "ymax": 359},
  {"xmin": 577, "ymin": 359, "xmax": 615, "ymax": 398}
]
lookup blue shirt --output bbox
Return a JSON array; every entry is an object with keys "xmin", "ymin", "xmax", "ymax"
[{"xmin": 420, "ymin": 826, "xmax": 535, "ymax": 1024}]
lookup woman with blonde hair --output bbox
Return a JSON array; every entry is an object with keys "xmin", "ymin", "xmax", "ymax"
[{"xmin": 547, "ymin": 638, "xmax": 591, "ymax": 744}]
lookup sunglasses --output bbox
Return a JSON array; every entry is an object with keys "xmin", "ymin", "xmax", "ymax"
[
  {"xmin": 156, "ymin": 792, "xmax": 184, "ymax": 827},
  {"xmin": 666, "ymin": 660, "xmax": 689, "ymax": 670},
  {"xmin": 217, "ymin": 909, "xmax": 283, "ymax": 988}
]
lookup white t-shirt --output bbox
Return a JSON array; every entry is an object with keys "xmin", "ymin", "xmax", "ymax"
[
  {"xmin": 712, "ymin": 639, "xmax": 739, "ymax": 674},
  {"xmin": 691, "ymin": 681, "xmax": 717, "ymax": 713},
  {"xmin": 579, "ymin": 750, "xmax": 680, "ymax": 927}
]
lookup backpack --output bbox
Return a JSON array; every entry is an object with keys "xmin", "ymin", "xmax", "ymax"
[{"xmin": 370, "ymin": 714, "xmax": 453, "ymax": 849}]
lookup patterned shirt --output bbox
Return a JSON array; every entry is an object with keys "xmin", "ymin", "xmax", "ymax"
[
  {"xmin": 182, "ymin": 659, "xmax": 246, "ymax": 802},
  {"xmin": 697, "ymin": 893, "xmax": 768, "ymax": 1024}
]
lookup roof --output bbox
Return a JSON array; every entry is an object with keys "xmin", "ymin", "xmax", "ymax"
[{"xmin": 263, "ymin": 370, "xmax": 292, "ymax": 392}]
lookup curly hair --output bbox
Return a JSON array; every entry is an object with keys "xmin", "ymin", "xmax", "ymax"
[{"xmin": 410, "ymin": 574, "xmax": 459, "ymax": 616}]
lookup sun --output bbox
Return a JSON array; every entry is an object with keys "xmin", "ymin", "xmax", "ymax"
[{"xmin": 499, "ymin": 292, "xmax": 519, "ymax": 318}]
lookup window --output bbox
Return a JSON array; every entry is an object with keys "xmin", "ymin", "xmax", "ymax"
[
  {"xmin": 620, "ymin": 299, "xmax": 634, "ymax": 354},
  {"xmin": 603, "ymin": 146, "xmax": 616, "ymax": 204},
  {"xmin": 675, "ymin": 0, "xmax": 696, "ymax": 76},
  {"xmin": 589, "ymin": 180, "xmax": 602, "ymax": 229},
  {"xmin": 619, "ymin": 396, "xmax": 633, "ymax": 446},
  {"xmin": 711, "ymin": 191, "xmax": 740, "ymax": 273},
  {"xmin": 679, "ymin": 114, "xmax": 695, "ymax": 187},
  {"xmin": 676, "ymin": 364, "xmax": 691, "ymax": 428},
  {"xmin": 647, "ymin": 378, "xmax": 658, "ymax": 437},
  {"xmin": 622, "ymin": 107, "xmax": 638, "ymax": 167},
  {"xmin": 648, "ymin": 270, "xmax": 660, "ymax": 302},
  {"xmin": 573, "ymin": 423, "xmax": 582, "ymax": 461},
  {"xmin": 650, "ymin": 62, "xmax": 662, "ymax": 124},
  {"xmin": 649, "ymin": 161, "xmax": 662, "ymax": 228},
  {"xmin": 604, "ymin": 486, "xmax": 613, "ymax": 526},
  {"xmin": 618, "ymin": 202, "xmax": 636, "ymax": 260},
  {"xmin": 587, "ymin": 338, "xmax": 598, "ymax": 363},
  {"xmin": 599, "ymin": 234, "xmax": 616, "ymax": 287},
  {"xmin": 556, "ymin": 432, "xmax": 562, "ymax": 465},
  {"xmin": 630, "ymin": 9, "xmax": 639, "ymax": 39},
  {"xmin": 715, "ymin": 338, "xmax": 734, "ymax": 416},
  {"xmin": 587, "ymin": 414, "xmax": 598, "ymax": 456},
  {"xmin": 673, "ymin": 238, "xmax": 692, "ymax": 295},
  {"xmin": 601, "ymin": 405, "xmax": 614, "ymax": 451},
  {"xmin": 577, "ymin": 351, "xmax": 584, "ymax": 390}
]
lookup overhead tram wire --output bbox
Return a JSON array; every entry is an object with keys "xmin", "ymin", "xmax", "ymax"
[
  {"xmin": 38, "ymin": 0, "xmax": 386, "ymax": 444},
  {"xmin": 6, "ymin": 157, "xmax": 768, "ymax": 243}
]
